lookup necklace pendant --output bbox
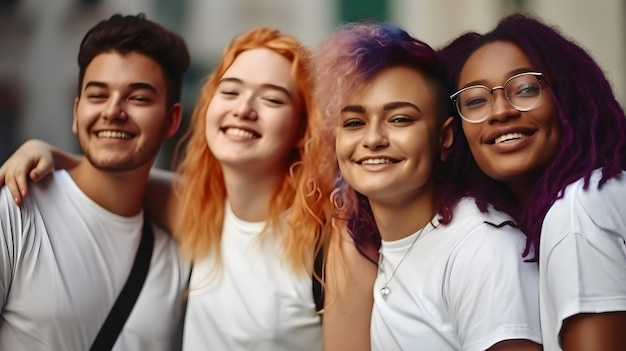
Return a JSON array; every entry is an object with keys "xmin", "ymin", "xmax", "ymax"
[{"xmin": 380, "ymin": 285, "xmax": 391, "ymax": 298}]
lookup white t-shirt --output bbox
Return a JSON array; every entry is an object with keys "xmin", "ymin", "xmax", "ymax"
[
  {"xmin": 371, "ymin": 198, "xmax": 541, "ymax": 351},
  {"xmin": 183, "ymin": 204, "xmax": 322, "ymax": 351},
  {"xmin": 539, "ymin": 169, "xmax": 626, "ymax": 350},
  {"xmin": 0, "ymin": 170, "xmax": 190, "ymax": 351}
]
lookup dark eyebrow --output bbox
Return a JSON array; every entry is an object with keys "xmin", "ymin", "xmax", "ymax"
[
  {"xmin": 461, "ymin": 68, "xmax": 535, "ymax": 89},
  {"xmin": 83, "ymin": 81, "xmax": 157, "ymax": 94},
  {"xmin": 129, "ymin": 82, "xmax": 158, "ymax": 94},
  {"xmin": 83, "ymin": 81, "xmax": 107, "ymax": 91},
  {"xmin": 340, "ymin": 101, "xmax": 420, "ymax": 114},
  {"xmin": 219, "ymin": 77, "xmax": 293, "ymax": 99},
  {"xmin": 340, "ymin": 105, "xmax": 365, "ymax": 114},
  {"xmin": 383, "ymin": 101, "xmax": 421, "ymax": 113}
]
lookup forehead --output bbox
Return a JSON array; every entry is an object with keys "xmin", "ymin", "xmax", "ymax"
[
  {"xmin": 222, "ymin": 48, "xmax": 296, "ymax": 90},
  {"xmin": 348, "ymin": 66, "xmax": 436, "ymax": 109},
  {"xmin": 82, "ymin": 51, "xmax": 167, "ymax": 92},
  {"xmin": 459, "ymin": 41, "xmax": 532, "ymax": 86}
]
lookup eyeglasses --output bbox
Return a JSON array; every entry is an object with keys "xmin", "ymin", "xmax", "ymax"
[{"xmin": 450, "ymin": 72, "xmax": 544, "ymax": 123}]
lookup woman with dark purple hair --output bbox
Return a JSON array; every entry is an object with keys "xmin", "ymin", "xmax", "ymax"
[
  {"xmin": 312, "ymin": 22, "xmax": 542, "ymax": 350},
  {"xmin": 439, "ymin": 13, "xmax": 626, "ymax": 350}
]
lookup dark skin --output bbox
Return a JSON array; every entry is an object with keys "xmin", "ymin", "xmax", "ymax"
[{"xmin": 561, "ymin": 312, "xmax": 626, "ymax": 351}]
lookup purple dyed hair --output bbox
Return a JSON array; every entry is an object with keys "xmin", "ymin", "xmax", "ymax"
[
  {"xmin": 313, "ymin": 22, "xmax": 469, "ymax": 257},
  {"xmin": 438, "ymin": 13, "xmax": 626, "ymax": 259}
]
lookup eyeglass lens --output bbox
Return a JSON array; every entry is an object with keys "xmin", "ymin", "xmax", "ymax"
[{"xmin": 456, "ymin": 73, "xmax": 542, "ymax": 122}]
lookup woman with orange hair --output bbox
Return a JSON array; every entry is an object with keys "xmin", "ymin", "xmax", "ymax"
[
  {"xmin": 167, "ymin": 26, "xmax": 375, "ymax": 350},
  {"xmin": 0, "ymin": 27, "xmax": 376, "ymax": 350},
  {"xmin": 171, "ymin": 26, "xmax": 325, "ymax": 350}
]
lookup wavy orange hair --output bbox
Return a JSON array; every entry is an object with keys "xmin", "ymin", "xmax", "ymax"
[{"xmin": 173, "ymin": 27, "xmax": 335, "ymax": 275}]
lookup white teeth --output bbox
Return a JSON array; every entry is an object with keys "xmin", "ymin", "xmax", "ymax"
[
  {"xmin": 495, "ymin": 132, "xmax": 526, "ymax": 144},
  {"xmin": 225, "ymin": 127, "xmax": 257, "ymax": 139},
  {"xmin": 361, "ymin": 158, "xmax": 393, "ymax": 165},
  {"xmin": 97, "ymin": 131, "xmax": 132, "ymax": 139}
]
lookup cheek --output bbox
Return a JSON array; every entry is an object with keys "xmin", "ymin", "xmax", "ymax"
[
  {"xmin": 272, "ymin": 110, "xmax": 301, "ymax": 142},
  {"xmin": 461, "ymin": 123, "xmax": 481, "ymax": 148},
  {"xmin": 204, "ymin": 106, "xmax": 218, "ymax": 145},
  {"xmin": 544, "ymin": 118, "xmax": 562, "ymax": 161},
  {"xmin": 334, "ymin": 132, "xmax": 351, "ymax": 160},
  {"xmin": 205, "ymin": 103, "xmax": 218, "ymax": 126}
]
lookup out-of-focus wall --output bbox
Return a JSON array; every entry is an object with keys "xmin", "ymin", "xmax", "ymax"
[
  {"xmin": 533, "ymin": 0, "xmax": 625, "ymax": 107},
  {"xmin": 1, "ymin": 0, "xmax": 624, "ymax": 166},
  {"xmin": 0, "ymin": 0, "xmax": 157, "ymax": 163},
  {"xmin": 394, "ymin": 0, "xmax": 625, "ymax": 105}
]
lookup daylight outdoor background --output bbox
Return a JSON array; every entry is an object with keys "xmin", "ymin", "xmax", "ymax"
[{"xmin": 0, "ymin": 0, "xmax": 623, "ymax": 167}]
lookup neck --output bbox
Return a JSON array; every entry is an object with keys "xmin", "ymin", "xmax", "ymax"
[
  {"xmin": 369, "ymin": 188, "xmax": 437, "ymax": 242},
  {"xmin": 69, "ymin": 161, "xmax": 150, "ymax": 217},
  {"xmin": 504, "ymin": 175, "xmax": 539, "ymax": 207},
  {"xmin": 221, "ymin": 166, "xmax": 285, "ymax": 222}
]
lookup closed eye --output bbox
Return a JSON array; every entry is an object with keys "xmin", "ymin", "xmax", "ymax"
[
  {"xmin": 128, "ymin": 95, "xmax": 153, "ymax": 104},
  {"xmin": 263, "ymin": 97, "xmax": 285, "ymax": 105},
  {"xmin": 87, "ymin": 94, "xmax": 107, "ymax": 101},
  {"xmin": 220, "ymin": 90, "xmax": 239, "ymax": 97}
]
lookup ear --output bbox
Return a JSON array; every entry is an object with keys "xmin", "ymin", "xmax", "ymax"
[
  {"xmin": 72, "ymin": 97, "xmax": 80, "ymax": 135},
  {"xmin": 439, "ymin": 116, "xmax": 454, "ymax": 162},
  {"xmin": 164, "ymin": 103, "xmax": 183, "ymax": 139}
]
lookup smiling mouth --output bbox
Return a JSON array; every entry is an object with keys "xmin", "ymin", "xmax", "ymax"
[
  {"xmin": 97, "ymin": 130, "xmax": 133, "ymax": 139},
  {"xmin": 223, "ymin": 127, "xmax": 260, "ymax": 139},
  {"xmin": 492, "ymin": 132, "xmax": 531, "ymax": 144},
  {"xmin": 359, "ymin": 158, "xmax": 397, "ymax": 165}
]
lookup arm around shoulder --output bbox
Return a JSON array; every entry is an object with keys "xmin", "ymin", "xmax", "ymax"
[
  {"xmin": 322, "ymin": 227, "xmax": 377, "ymax": 351},
  {"xmin": 144, "ymin": 167, "xmax": 178, "ymax": 233},
  {"xmin": 0, "ymin": 139, "xmax": 81, "ymax": 205},
  {"xmin": 447, "ymin": 221, "xmax": 542, "ymax": 350}
]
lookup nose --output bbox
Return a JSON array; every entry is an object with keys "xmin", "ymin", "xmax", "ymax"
[
  {"xmin": 102, "ymin": 96, "xmax": 127, "ymax": 121},
  {"xmin": 363, "ymin": 122, "xmax": 389, "ymax": 150},
  {"xmin": 232, "ymin": 96, "xmax": 258, "ymax": 120},
  {"xmin": 487, "ymin": 89, "xmax": 519, "ymax": 123}
]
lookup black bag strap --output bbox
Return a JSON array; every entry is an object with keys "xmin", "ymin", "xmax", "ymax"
[
  {"xmin": 170, "ymin": 263, "xmax": 193, "ymax": 350},
  {"xmin": 90, "ymin": 215, "xmax": 155, "ymax": 351},
  {"xmin": 312, "ymin": 247, "xmax": 324, "ymax": 312}
]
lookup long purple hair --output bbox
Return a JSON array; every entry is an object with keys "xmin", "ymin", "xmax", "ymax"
[{"xmin": 438, "ymin": 13, "xmax": 626, "ymax": 259}]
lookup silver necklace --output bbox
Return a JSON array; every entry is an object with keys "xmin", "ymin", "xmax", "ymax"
[{"xmin": 379, "ymin": 222, "xmax": 432, "ymax": 299}]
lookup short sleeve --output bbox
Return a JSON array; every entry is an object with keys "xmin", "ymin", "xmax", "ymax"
[
  {"xmin": 540, "ymin": 171, "xmax": 626, "ymax": 341},
  {"xmin": 0, "ymin": 187, "xmax": 20, "ymax": 309},
  {"xmin": 545, "ymin": 229, "xmax": 626, "ymax": 326},
  {"xmin": 444, "ymin": 223, "xmax": 542, "ymax": 351}
]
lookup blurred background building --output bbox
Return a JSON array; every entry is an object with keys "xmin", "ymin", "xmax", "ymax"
[{"xmin": 1, "ymin": 0, "xmax": 624, "ymax": 167}]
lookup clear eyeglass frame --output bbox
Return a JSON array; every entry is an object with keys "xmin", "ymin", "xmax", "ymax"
[{"xmin": 450, "ymin": 72, "xmax": 544, "ymax": 124}]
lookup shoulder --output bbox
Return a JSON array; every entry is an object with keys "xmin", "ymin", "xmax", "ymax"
[
  {"xmin": 450, "ymin": 197, "xmax": 517, "ymax": 227},
  {"xmin": 544, "ymin": 169, "xmax": 626, "ymax": 239},
  {"xmin": 444, "ymin": 198, "xmax": 529, "ymax": 263},
  {"xmin": 448, "ymin": 198, "xmax": 522, "ymax": 243},
  {"xmin": 150, "ymin": 220, "xmax": 183, "ymax": 256},
  {"xmin": 0, "ymin": 182, "xmax": 42, "ymax": 227},
  {"xmin": 557, "ymin": 169, "xmax": 626, "ymax": 209},
  {"xmin": 149, "ymin": 221, "xmax": 191, "ymax": 272},
  {"xmin": 441, "ymin": 202, "xmax": 541, "ymax": 349}
]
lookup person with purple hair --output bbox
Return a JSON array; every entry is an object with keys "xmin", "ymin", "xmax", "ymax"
[
  {"xmin": 439, "ymin": 13, "xmax": 626, "ymax": 351},
  {"xmin": 312, "ymin": 22, "xmax": 542, "ymax": 350}
]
